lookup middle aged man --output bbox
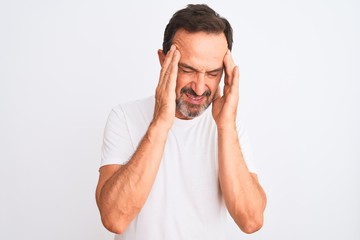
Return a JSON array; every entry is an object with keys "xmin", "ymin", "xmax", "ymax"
[{"xmin": 96, "ymin": 4, "xmax": 266, "ymax": 240}]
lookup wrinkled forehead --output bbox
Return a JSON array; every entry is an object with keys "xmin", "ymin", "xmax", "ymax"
[{"xmin": 173, "ymin": 29, "xmax": 228, "ymax": 71}]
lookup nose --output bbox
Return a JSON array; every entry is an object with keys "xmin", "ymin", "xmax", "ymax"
[{"xmin": 191, "ymin": 72, "xmax": 207, "ymax": 96}]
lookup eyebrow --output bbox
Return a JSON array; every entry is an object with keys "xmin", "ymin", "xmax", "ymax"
[{"xmin": 178, "ymin": 63, "xmax": 223, "ymax": 74}]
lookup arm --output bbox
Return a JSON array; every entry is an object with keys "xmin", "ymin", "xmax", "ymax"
[
  {"xmin": 218, "ymin": 128, "xmax": 266, "ymax": 233},
  {"xmin": 212, "ymin": 51, "xmax": 266, "ymax": 234},
  {"xmin": 95, "ymin": 46, "xmax": 180, "ymax": 234}
]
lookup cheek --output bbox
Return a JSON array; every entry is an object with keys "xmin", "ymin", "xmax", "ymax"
[
  {"xmin": 207, "ymin": 78, "xmax": 222, "ymax": 94},
  {"xmin": 175, "ymin": 74, "xmax": 192, "ymax": 93}
]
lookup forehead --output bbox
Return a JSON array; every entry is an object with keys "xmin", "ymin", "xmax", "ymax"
[{"xmin": 173, "ymin": 29, "xmax": 228, "ymax": 70}]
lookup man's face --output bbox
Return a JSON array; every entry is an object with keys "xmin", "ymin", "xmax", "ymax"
[{"xmin": 161, "ymin": 29, "xmax": 229, "ymax": 119}]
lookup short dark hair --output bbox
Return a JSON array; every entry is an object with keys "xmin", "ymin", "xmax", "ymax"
[{"xmin": 162, "ymin": 4, "xmax": 233, "ymax": 54}]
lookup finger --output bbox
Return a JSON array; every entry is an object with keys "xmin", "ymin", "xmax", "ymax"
[
  {"xmin": 158, "ymin": 45, "xmax": 177, "ymax": 91},
  {"xmin": 165, "ymin": 49, "xmax": 181, "ymax": 91},
  {"xmin": 232, "ymin": 66, "xmax": 239, "ymax": 86},
  {"xmin": 230, "ymin": 66, "xmax": 240, "ymax": 95},
  {"xmin": 159, "ymin": 46, "xmax": 176, "ymax": 79},
  {"xmin": 161, "ymin": 45, "xmax": 176, "ymax": 70},
  {"xmin": 223, "ymin": 50, "xmax": 236, "ymax": 85}
]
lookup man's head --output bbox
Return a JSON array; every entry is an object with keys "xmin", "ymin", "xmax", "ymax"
[
  {"xmin": 162, "ymin": 4, "xmax": 233, "ymax": 55},
  {"xmin": 158, "ymin": 4, "xmax": 233, "ymax": 119}
]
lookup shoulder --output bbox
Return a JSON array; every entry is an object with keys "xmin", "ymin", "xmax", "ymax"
[
  {"xmin": 110, "ymin": 96, "xmax": 155, "ymax": 132},
  {"xmin": 112, "ymin": 95, "xmax": 154, "ymax": 115}
]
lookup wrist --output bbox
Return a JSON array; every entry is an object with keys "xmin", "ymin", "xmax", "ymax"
[
  {"xmin": 147, "ymin": 120, "xmax": 171, "ymax": 141},
  {"xmin": 216, "ymin": 122, "xmax": 237, "ymax": 132},
  {"xmin": 217, "ymin": 126, "xmax": 239, "ymax": 146}
]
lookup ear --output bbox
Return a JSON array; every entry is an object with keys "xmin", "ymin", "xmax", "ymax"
[{"xmin": 157, "ymin": 49, "xmax": 166, "ymax": 66}]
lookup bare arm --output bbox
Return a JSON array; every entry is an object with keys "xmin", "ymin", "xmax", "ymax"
[
  {"xmin": 95, "ymin": 46, "xmax": 180, "ymax": 234},
  {"xmin": 218, "ymin": 129, "xmax": 266, "ymax": 233},
  {"xmin": 96, "ymin": 123, "xmax": 168, "ymax": 233},
  {"xmin": 212, "ymin": 51, "xmax": 266, "ymax": 233}
]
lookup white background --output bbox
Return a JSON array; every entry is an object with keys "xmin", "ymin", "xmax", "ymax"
[{"xmin": 1, "ymin": 0, "xmax": 359, "ymax": 239}]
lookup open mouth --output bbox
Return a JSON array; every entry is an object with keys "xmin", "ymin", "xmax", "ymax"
[{"xmin": 186, "ymin": 93, "xmax": 204, "ymax": 102}]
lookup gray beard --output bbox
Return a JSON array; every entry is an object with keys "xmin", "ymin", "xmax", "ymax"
[{"xmin": 175, "ymin": 96, "xmax": 212, "ymax": 119}]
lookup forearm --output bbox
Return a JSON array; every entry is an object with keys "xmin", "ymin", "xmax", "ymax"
[
  {"xmin": 98, "ymin": 122, "xmax": 169, "ymax": 233},
  {"xmin": 218, "ymin": 128, "xmax": 266, "ymax": 234}
]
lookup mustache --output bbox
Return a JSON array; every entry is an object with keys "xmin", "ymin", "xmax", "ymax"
[{"xmin": 180, "ymin": 87, "xmax": 211, "ymax": 97}]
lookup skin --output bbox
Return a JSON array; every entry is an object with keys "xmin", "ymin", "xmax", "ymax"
[
  {"xmin": 164, "ymin": 29, "xmax": 227, "ymax": 119},
  {"xmin": 96, "ymin": 29, "xmax": 266, "ymax": 234}
]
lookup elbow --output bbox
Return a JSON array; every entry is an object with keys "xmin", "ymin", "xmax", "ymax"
[
  {"xmin": 239, "ymin": 215, "xmax": 264, "ymax": 234},
  {"xmin": 233, "ymin": 206, "xmax": 265, "ymax": 234},
  {"xmin": 231, "ymin": 202, "xmax": 266, "ymax": 234},
  {"xmin": 100, "ymin": 213, "xmax": 129, "ymax": 235},
  {"xmin": 97, "ymin": 197, "xmax": 139, "ymax": 235},
  {"xmin": 239, "ymin": 190, "xmax": 267, "ymax": 234}
]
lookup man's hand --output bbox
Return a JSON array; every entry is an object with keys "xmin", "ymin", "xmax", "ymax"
[
  {"xmin": 96, "ymin": 46, "xmax": 181, "ymax": 234},
  {"xmin": 212, "ymin": 50, "xmax": 239, "ymax": 130},
  {"xmin": 214, "ymin": 51, "xmax": 266, "ymax": 233},
  {"xmin": 153, "ymin": 45, "xmax": 181, "ymax": 130}
]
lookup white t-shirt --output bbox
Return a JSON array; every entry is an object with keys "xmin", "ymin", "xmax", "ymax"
[{"xmin": 101, "ymin": 96, "xmax": 256, "ymax": 240}]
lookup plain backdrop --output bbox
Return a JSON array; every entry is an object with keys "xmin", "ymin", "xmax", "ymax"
[{"xmin": 0, "ymin": 0, "xmax": 359, "ymax": 239}]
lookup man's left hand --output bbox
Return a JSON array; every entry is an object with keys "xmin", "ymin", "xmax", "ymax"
[{"xmin": 212, "ymin": 50, "xmax": 239, "ymax": 130}]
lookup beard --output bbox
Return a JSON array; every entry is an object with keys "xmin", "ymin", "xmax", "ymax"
[{"xmin": 176, "ymin": 87, "xmax": 212, "ymax": 119}]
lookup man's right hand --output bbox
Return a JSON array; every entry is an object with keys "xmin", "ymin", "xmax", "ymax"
[
  {"xmin": 96, "ymin": 46, "xmax": 181, "ymax": 234},
  {"xmin": 153, "ymin": 45, "xmax": 181, "ymax": 130}
]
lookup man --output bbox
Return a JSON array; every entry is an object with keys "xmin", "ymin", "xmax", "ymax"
[{"xmin": 96, "ymin": 4, "xmax": 266, "ymax": 240}]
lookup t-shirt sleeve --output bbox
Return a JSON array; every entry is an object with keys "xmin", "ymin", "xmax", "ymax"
[
  {"xmin": 100, "ymin": 107, "xmax": 134, "ymax": 167},
  {"xmin": 237, "ymin": 121, "xmax": 257, "ymax": 174}
]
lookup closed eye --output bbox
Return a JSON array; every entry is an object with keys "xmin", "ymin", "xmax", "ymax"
[
  {"xmin": 179, "ymin": 65, "xmax": 196, "ymax": 74},
  {"xmin": 206, "ymin": 70, "xmax": 222, "ymax": 78},
  {"xmin": 180, "ymin": 68, "xmax": 195, "ymax": 74},
  {"xmin": 178, "ymin": 63, "xmax": 223, "ymax": 78}
]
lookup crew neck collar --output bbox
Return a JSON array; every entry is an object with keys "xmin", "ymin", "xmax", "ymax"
[{"xmin": 173, "ymin": 107, "xmax": 211, "ymax": 127}]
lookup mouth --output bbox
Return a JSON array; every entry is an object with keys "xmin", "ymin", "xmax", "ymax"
[
  {"xmin": 185, "ymin": 93, "xmax": 207, "ymax": 105},
  {"xmin": 180, "ymin": 88, "xmax": 211, "ymax": 105}
]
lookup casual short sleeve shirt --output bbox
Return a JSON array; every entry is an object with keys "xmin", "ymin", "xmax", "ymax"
[{"xmin": 101, "ymin": 96, "xmax": 257, "ymax": 240}]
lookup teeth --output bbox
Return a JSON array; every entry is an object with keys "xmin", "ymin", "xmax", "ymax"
[{"xmin": 187, "ymin": 94, "xmax": 202, "ymax": 100}]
